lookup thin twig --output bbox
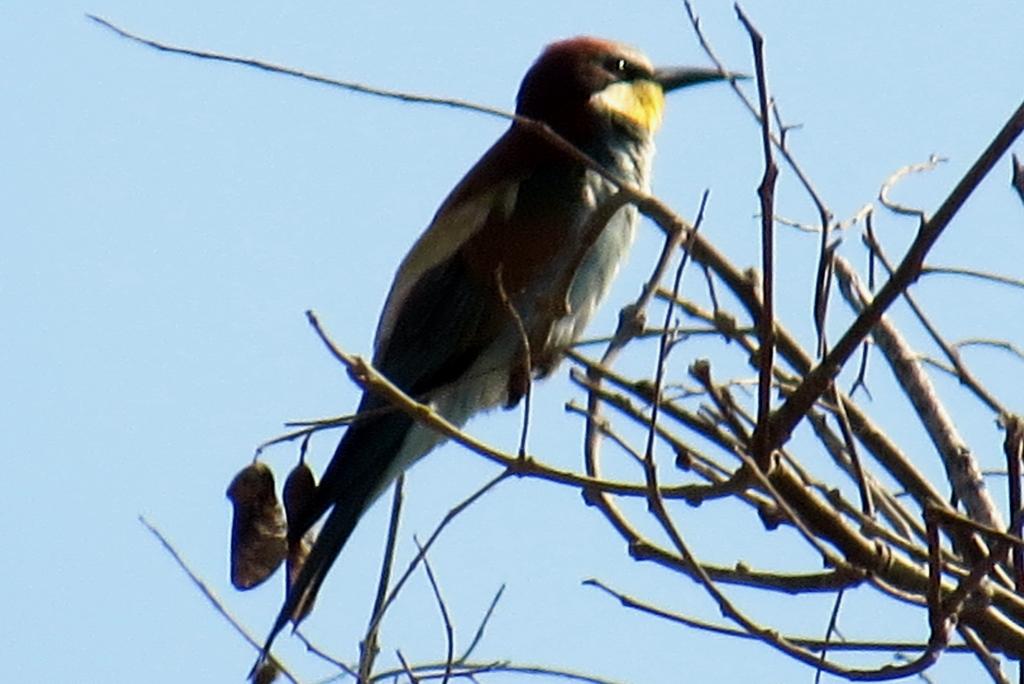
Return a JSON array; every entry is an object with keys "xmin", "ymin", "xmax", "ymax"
[
  {"xmin": 359, "ymin": 474, "xmax": 406, "ymax": 681},
  {"xmin": 957, "ymin": 338, "xmax": 1024, "ymax": 362},
  {"xmin": 395, "ymin": 650, "xmax": 420, "ymax": 683},
  {"xmin": 495, "ymin": 265, "xmax": 533, "ymax": 458},
  {"xmin": 830, "ymin": 381, "xmax": 874, "ymax": 517},
  {"xmin": 457, "ymin": 584, "xmax": 506, "ymax": 664},
  {"xmin": 957, "ymin": 624, "xmax": 1011, "ymax": 684},
  {"xmin": 814, "ymin": 240, "xmax": 839, "ymax": 359},
  {"xmin": 371, "ymin": 660, "xmax": 624, "ymax": 684},
  {"xmin": 878, "ymin": 155, "xmax": 947, "ymax": 218},
  {"xmin": 586, "ymin": 578, "xmax": 975, "ymax": 654},
  {"xmin": 683, "ymin": 1, "xmax": 834, "ymax": 231},
  {"xmin": 644, "ymin": 191, "xmax": 709, "ymax": 463},
  {"xmin": 921, "ymin": 265, "xmax": 1024, "ymax": 291},
  {"xmin": 293, "ymin": 630, "xmax": 358, "ymax": 678},
  {"xmin": 862, "ymin": 230, "xmax": 1009, "ymax": 416},
  {"xmin": 414, "ymin": 536, "xmax": 456, "ymax": 684},
  {"xmin": 86, "ymin": 13, "xmax": 716, "ymax": 283},
  {"xmin": 814, "ymin": 589, "xmax": 845, "ymax": 684},
  {"xmin": 138, "ymin": 516, "xmax": 301, "ymax": 684},
  {"xmin": 364, "ymin": 473, "xmax": 510, "ymax": 644},
  {"xmin": 736, "ymin": 4, "xmax": 778, "ymax": 470}
]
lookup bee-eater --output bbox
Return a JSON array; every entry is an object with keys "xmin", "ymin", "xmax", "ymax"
[{"xmin": 258, "ymin": 36, "xmax": 731, "ymax": 660}]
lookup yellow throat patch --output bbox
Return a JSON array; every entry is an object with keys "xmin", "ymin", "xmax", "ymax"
[{"xmin": 593, "ymin": 80, "xmax": 665, "ymax": 133}]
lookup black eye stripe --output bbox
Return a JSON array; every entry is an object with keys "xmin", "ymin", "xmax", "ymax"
[
  {"xmin": 605, "ymin": 57, "xmax": 628, "ymax": 73},
  {"xmin": 604, "ymin": 56, "xmax": 647, "ymax": 80}
]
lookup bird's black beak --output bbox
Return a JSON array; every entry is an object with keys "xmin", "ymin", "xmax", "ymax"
[{"xmin": 653, "ymin": 66, "xmax": 746, "ymax": 93}]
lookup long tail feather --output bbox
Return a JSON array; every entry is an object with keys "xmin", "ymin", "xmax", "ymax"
[
  {"xmin": 257, "ymin": 492, "xmax": 369, "ymax": 661},
  {"xmin": 253, "ymin": 402, "xmax": 414, "ymax": 672}
]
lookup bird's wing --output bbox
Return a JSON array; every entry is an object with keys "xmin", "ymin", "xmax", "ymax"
[
  {"xmin": 259, "ymin": 127, "xmax": 541, "ymax": 658},
  {"xmin": 374, "ymin": 127, "xmax": 533, "ymax": 354},
  {"xmin": 272, "ymin": 245, "xmax": 509, "ymax": 632},
  {"xmin": 304, "ymin": 129, "xmax": 542, "ymax": 528}
]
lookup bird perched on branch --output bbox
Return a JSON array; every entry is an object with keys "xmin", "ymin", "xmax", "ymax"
[{"xmin": 257, "ymin": 36, "xmax": 732, "ymax": 664}]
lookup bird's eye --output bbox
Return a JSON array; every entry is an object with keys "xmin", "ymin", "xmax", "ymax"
[{"xmin": 604, "ymin": 56, "xmax": 630, "ymax": 76}]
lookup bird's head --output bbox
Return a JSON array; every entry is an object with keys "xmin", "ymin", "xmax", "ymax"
[{"xmin": 516, "ymin": 37, "xmax": 731, "ymax": 145}]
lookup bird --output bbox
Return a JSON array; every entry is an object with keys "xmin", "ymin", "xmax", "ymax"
[{"xmin": 257, "ymin": 36, "xmax": 732, "ymax": 663}]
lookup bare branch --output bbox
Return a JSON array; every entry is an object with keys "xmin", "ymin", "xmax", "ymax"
[
  {"xmin": 920, "ymin": 265, "xmax": 1024, "ymax": 291},
  {"xmin": 878, "ymin": 155, "xmax": 947, "ymax": 218},
  {"xmin": 735, "ymin": 5, "xmax": 779, "ymax": 470},
  {"xmin": 359, "ymin": 474, "xmax": 406, "ymax": 681},
  {"xmin": 138, "ymin": 516, "xmax": 301, "ymax": 684},
  {"xmin": 833, "ymin": 255, "xmax": 1003, "ymax": 530},
  {"xmin": 414, "ymin": 537, "xmax": 455, "ymax": 684},
  {"xmin": 457, "ymin": 585, "xmax": 506, "ymax": 664}
]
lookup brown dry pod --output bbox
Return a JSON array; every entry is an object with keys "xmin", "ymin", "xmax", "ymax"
[
  {"xmin": 226, "ymin": 462, "xmax": 286, "ymax": 590},
  {"xmin": 283, "ymin": 460, "xmax": 317, "ymax": 531},
  {"xmin": 283, "ymin": 460, "xmax": 317, "ymax": 621}
]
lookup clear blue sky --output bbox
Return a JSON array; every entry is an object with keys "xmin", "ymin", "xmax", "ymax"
[{"xmin": 3, "ymin": 2, "xmax": 1023, "ymax": 682}]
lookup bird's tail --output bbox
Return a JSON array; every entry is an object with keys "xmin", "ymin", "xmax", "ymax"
[
  {"xmin": 252, "ymin": 404, "xmax": 414, "ymax": 676},
  {"xmin": 256, "ymin": 493, "xmax": 368, "ymax": 662}
]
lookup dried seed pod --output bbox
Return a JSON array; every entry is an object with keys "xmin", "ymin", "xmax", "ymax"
[
  {"xmin": 226, "ymin": 462, "xmax": 286, "ymax": 590},
  {"xmin": 283, "ymin": 460, "xmax": 317, "ymax": 621},
  {"xmin": 283, "ymin": 460, "xmax": 317, "ymax": 531}
]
